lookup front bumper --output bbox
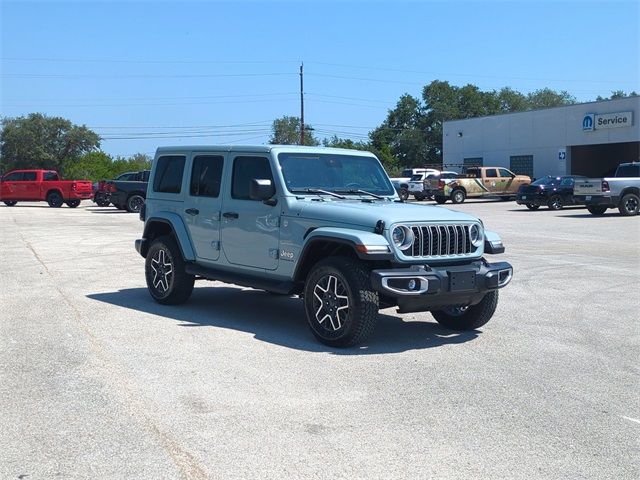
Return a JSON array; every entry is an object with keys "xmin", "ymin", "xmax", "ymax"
[{"xmin": 371, "ymin": 259, "xmax": 512, "ymax": 313}]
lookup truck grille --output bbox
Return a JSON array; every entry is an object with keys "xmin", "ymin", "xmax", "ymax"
[{"xmin": 407, "ymin": 225, "xmax": 473, "ymax": 257}]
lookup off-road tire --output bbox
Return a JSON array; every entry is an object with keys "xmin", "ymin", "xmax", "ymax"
[
  {"xmin": 435, "ymin": 196, "xmax": 447, "ymax": 204},
  {"xmin": 398, "ymin": 188, "xmax": 409, "ymax": 202},
  {"xmin": 432, "ymin": 290, "xmax": 499, "ymax": 330},
  {"xmin": 145, "ymin": 235, "xmax": 195, "ymax": 305},
  {"xmin": 618, "ymin": 193, "xmax": 639, "ymax": 216},
  {"xmin": 413, "ymin": 192, "xmax": 425, "ymax": 201},
  {"xmin": 126, "ymin": 194, "xmax": 145, "ymax": 213},
  {"xmin": 587, "ymin": 205, "xmax": 607, "ymax": 215},
  {"xmin": 47, "ymin": 191, "xmax": 63, "ymax": 208},
  {"xmin": 548, "ymin": 194, "xmax": 563, "ymax": 210},
  {"xmin": 525, "ymin": 203, "xmax": 539, "ymax": 210},
  {"xmin": 451, "ymin": 189, "xmax": 466, "ymax": 204},
  {"xmin": 66, "ymin": 199, "xmax": 81, "ymax": 208},
  {"xmin": 3, "ymin": 201, "xmax": 17, "ymax": 207},
  {"xmin": 95, "ymin": 195, "xmax": 111, "ymax": 207},
  {"xmin": 303, "ymin": 256, "xmax": 379, "ymax": 347}
]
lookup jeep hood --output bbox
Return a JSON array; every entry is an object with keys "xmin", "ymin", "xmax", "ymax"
[{"xmin": 291, "ymin": 199, "xmax": 479, "ymax": 229}]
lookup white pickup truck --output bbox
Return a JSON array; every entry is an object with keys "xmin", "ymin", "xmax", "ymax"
[
  {"xmin": 390, "ymin": 168, "xmax": 439, "ymax": 201},
  {"xmin": 573, "ymin": 162, "xmax": 640, "ymax": 216},
  {"xmin": 408, "ymin": 171, "xmax": 460, "ymax": 201}
]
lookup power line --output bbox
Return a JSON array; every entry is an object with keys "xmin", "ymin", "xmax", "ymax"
[{"xmin": 1, "ymin": 72, "xmax": 296, "ymax": 79}]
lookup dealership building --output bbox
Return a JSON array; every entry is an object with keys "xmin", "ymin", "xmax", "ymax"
[{"xmin": 443, "ymin": 96, "xmax": 639, "ymax": 178}]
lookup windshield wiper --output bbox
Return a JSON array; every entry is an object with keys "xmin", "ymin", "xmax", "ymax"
[
  {"xmin": 290, "ymin": 188, "xmax": 346, "ymax": 199},
  {"xmin": 334, "ymin": 189, "xmax": 385, "ymax": 199}
]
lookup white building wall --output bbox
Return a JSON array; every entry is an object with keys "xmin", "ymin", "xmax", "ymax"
[{"xmin": 443, "ymin": 97, "xmax": 640, "ymax": 178}]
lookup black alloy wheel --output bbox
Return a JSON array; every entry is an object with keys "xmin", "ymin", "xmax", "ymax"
[
  {"xmin": 587, "ymin": 205, "xmax": 608, "ymax": 215},
  {"xmin": 47, "ymin": 191, "xmax": 64, "ymax": 208},
  {"xmin": 431, "ymin": 290, "xmax": 499, "ymax": 330},
  {"xmin": 303, "ymin": 257, "xmax": 378, "ymax": 347},
  {"xmin": 618, "ymin": 193, "xmax": 639, "ymax": 216},
  {"xmin": 66, "ymin": 199, "xmax": 81, "ymax": 208},
  {"xmin": 3, "ymin": 201, "xmax": 17, "ymax": 207},
  {"xmin": 548, "ymin": 195, "xmax": 563, "ymax": 210},
  {"xmin": 127, "ymin": 194, "xmax": 145, "ymax": 213},
  {"xmin": 145, "ymin": 235, "xmax": 194, "ymax": 305},
  {"xmin": 525, "ymin": 203, "xmax": 540, "ymax": 210}
]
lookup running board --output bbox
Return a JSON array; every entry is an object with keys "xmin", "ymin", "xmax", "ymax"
[{"xmin": 184, "ymin": 263, "xmax": 296, "ymax": 295}]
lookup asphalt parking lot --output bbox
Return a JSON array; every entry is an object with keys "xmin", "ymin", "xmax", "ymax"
[{"xmin": 1, "ymin": 200, "xmax": 638, "ymax": 479}]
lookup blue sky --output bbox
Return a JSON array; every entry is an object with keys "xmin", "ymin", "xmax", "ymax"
[{"xmin": 1, "ymin": 0, "xmax": 639, "ymax": 157}]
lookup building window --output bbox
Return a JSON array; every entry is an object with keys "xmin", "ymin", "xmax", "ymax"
[
  {"xmin": 463, "ymin": 157, "xmax": 483, "ymax": 167},
  {"xmin": 510, "ymin": 155, "xmax": 534, "ymax": 178}
]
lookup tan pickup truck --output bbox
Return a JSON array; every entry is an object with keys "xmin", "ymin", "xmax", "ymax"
[{"xmin": 432, "ymin": 167, "xmax": 531, "ymax": 204}]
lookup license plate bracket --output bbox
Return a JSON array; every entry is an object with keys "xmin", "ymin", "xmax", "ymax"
[{"xmin": 449, "ymin": 271, "xmax": 476, "ymax": 292}]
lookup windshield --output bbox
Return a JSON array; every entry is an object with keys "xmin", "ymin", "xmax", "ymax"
[
  {"xmin": 278, "ymin": 153, "xmax": 395, "ymax": 196},
  {"xmin": 409, "ymin": 174, "xmax": 423, "ymax": 181},
  {"xmin": 531, "ymin": 176, "xmax": 560, "ymax": 186}
]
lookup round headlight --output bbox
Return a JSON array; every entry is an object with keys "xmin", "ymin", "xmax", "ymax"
[
  {"xmin": 392, "ymin": 226, "xmax": 406, "ymax": 246},
  {"xmin": 392, "ymin": 225, "xmax": 414, "ymax": 250},
  {"xmin": 469, "ymin": 224, "xmax": 483, "ymax": 247}
]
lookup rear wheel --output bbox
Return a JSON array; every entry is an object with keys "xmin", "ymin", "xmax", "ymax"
[
  {"xmin": 435, "ymin": 196, "xmax": 447, "ymax": 204},
  {"xmin": 548, "ymin": 194, "xmax": 563, "ymax": 210},
  {"xmin": 398, "ymin": 188, "xmax": 409, "ymax": 201},
  {"xmin": 431, "ymin": 290, "xmax": 498, "ymax": 330},
  {"xmin": 3, "ymin": 201, "xmax": 17, "ymax": 207},
  {"xmin": 618, "ymin": 193, "xmax": 639, "ymax": 216},
  {"xmin": 525, "ymin": 203, "xmax": 539, "ymax": 210},
  {"xmin": 66, "ymin": 199, "xmax": 81, "ymax": 208},
  {"xmin": 126, "ymin": 194, "xmax": 145, "ymax": 213},
  {"xmin": 413, "ymin": 192, "xmax": 425, "ymax": 201},
  {"xmin": 145, "ymin": 235, "xmax": 195, "ymax": 305},
  {"xmin": 587, "ymin": 205, "xmax": 607, "ymax": 215},
  {"xmin": 303, "ymin": 257, "xmax": 378, "ymax": 347},
  {"xmin": 47, "ymin": 191, "xmax": 63, "ymax": 208},
  {"xmin": 451, "ymin": 189, "xmax": 466, "ymax": 204}
]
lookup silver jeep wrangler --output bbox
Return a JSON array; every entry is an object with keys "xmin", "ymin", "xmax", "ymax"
[{"xmin": 135, "ymin": 145, "xmax": 512, "ymax": 347}]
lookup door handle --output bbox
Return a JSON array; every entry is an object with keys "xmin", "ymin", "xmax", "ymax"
[
  {"xmin": 185, "ymin": 208, "xmax": 199, "ymax": 215},
  {"xmin": 223, "ymin": 212, "xmax": 239, "ymax": 219}
]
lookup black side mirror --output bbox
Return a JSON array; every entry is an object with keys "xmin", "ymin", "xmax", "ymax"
[{"xmin": 250, "ymin": 178, "xmax": 276, "ymax": 203}]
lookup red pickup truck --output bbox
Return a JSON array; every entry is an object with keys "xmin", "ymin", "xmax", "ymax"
[{"xmin": 0, "ymin": 169, "xmax": 93, "ymax": 208}]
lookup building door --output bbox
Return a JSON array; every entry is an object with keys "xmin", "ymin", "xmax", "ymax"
[{"xmin": 510, "ymin": 155, "xmax": 534, "ymax": 178}]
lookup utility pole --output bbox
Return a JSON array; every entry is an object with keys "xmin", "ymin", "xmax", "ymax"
[{"xmin": 300, "ymin": 62, "xmax": 305, "ymax": 145}]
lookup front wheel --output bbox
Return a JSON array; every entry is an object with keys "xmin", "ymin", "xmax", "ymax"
[
  {"xmin": 618, "ymin": 193, "xmax": 639, "ymax": 216},
  {"xmin": 3, "ymin": 201, "xmax": 17, "ymax": 207},
  {"xmin": 126, "ymin": 194, "xmax": 145, "ymax": 213},
  {"xmin": 548, "ymin": 194, "xmax": 563, "ymax": 210},
  {"xmin": 525, "ymin": 203, "xmax": 540, "ymax": 210},
  {"xmin": 66, "ymin": 199, "xmax": 81, "ymax": 208},
  {"xmin": 145, "ymin": 235, "xmax": 195, "ymax": 305},
  {"xmin": 451, "ymin": 189, "xmax": 466, "ymax": 204},
  {"xmin": 431, "ymin": 290, "xmax": 499, "ymax": 330},
  {"xmin": 398, "ymin": 188, "xmax": 409, "ymax": 202},
  {"xmin": 303, "ymin": 257, "xmax": 378, "ymax": 347},
  {"xmin": 47, "ymin": 191, "xmax": 63, "ymax": 208},
  {"xmin": 587, "ymin": 205, "xmax": 607, "ymax": 215}
]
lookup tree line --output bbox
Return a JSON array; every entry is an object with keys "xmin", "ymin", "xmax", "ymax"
[{"xmin": 1, "ymin": 82, "xmax": 636, "ymax": 179}]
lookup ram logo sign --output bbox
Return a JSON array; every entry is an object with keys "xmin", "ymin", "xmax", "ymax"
[{"xmin": 583, "ymin": 111, "xmax": 633, "ymax": 131}]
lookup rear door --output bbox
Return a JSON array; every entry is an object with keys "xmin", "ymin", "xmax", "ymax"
[
  {"xmin": 220, "ymin": 154, "xmax": 279, "ymax": 270},
  {"xmin": 183, "ymin": 153, "xmax": 226, "ymax": 262},
  {"xmin": 497, "ymin": 168, "xmax": 516, "ymax": 193}
]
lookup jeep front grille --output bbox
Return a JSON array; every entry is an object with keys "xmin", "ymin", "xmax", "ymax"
[{"xmin": 406, "ymin": 224, "xmax": 473, "ymax": 257}]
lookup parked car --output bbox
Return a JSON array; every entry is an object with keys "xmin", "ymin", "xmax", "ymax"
[
  {"xmin": 515, "ymin": 175, "xmax": 587, "ymax": 210},
  {"xmin": 107, "ymin": 170, "xmax": 150, "ymax": 213},
  {"xmin": 390, "ymin": 168, "xmax": 439, "ymax": 201},
  {"xmin": 0, "ymin": 169, "xmax": 93, "ymax": 207},
  {"xmin": 93, "ymin": 170, "xmax": 150, "ymax": 207},
  {"xmin": 410, "ymin": 171, "xmax": 460, "ymax": 201},
  {"xmin": 135, "ymin": 146, "xmax": 513, "ymax": 347},
  {"xmin": 573, "ymin": 162, "xmax": 640, "ymax": 216},
  {"xmin": 433, "ymin": 167, "xmax": 531, "ymax": 204}
]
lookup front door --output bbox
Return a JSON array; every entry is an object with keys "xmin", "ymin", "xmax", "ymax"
[
  {"xmin": 183, "ymin": 153, "xmax": 225, "ymax": 262},
  {"xmin": 221, "ymin": 155, "xmax": 279, "ymax": 271},
  {"xmin": 22, "ymin": 171, "xmax": 39, "ymax": 199},
  {"xmin": 483, "ymin": 168, "xmax": 501, "ymax": 193}
]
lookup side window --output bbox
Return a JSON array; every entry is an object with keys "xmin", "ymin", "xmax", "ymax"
[
  {"xmin": 485, "ymin": 168, "xmax": 498, "ymax": 178},
  {"xmin": 232, "ymin": 156, "xmax": 273, "ymax": 200},
  {"xmin": 43, "ymin": 171, "xmax": 59, "ymax": 181},
  {"xmin": 498, "ymin": 168, "xmax": 513, "ymax": 178},
  {"xmin": 4, "ymin": 172, "xmax": 23, "ymax": 181},
  {"xmin": 22, "ymin": 172, "xmax": 37, "ymax": 181},
  {"xmin": 153, "ymin": 155, "xmax": 186, "ymax": 194},
  {"xmin": 190, "ymin": 155, "xmax": 224, "ymax": 197}
]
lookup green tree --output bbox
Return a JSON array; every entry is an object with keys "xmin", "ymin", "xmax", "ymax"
[
  {"xmin": 596, "ymin": 90, "xmax": 639, "ymax": 101},
  {"xmin": 0, "ymin": 113, "xmax": 101, "ymax": 172},
  {"xmin": 62, "ymin": 151, "xmax": 114, "ymax": 181},
  {"xmin": 269, "ymin": 116, "xmax": 319, "ymax": 146},
  {"xmin": 526, "ymin": 88, "xmax": 576, "ymax": 109}
]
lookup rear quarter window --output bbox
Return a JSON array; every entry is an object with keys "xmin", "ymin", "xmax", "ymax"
[{"xmin": 153, "ymin": 156, "xmax": 186, "ymax": 194}]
